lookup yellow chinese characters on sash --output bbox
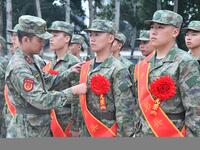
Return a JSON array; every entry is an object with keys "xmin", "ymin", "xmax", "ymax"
[
  {"xmin": 137, "ymin": 58, "xmax": 185, "ymax": 137},
  {"xmin": 79, "ymin": 60, "xmax": 118, "ymax": 137}
]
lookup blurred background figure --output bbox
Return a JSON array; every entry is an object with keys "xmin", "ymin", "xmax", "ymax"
[
  {"xmin": 69, "ymin": 34, "xmax": 85, "ymax": 61},
  {"xmin": 7, "ymin": 24, "xmax": 20, "ymax": 56},
  {"xmin": 184, "ymin": 21, "xmax": 200, "ymax": 64},
  {"xmin": 136, "ymin": 30, "xmax": 154, "ymax": 57}
]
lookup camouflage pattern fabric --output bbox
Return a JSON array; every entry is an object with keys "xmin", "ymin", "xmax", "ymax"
[
  {"xmin": 18, "ymin": 15, "xmax": 52, "ymax": 39},
  {"xmin": 48, "ymin": 21, "xmax": 74, "ymax": 36},
  {"xmin": 48, "ymin": 53, "xmax": 81, "ymax": 133},
  {"xmin": 84, "ymin": 19, "xmax": 116, "ymax": 34},
  {"xmin": 145, "ymin": 10, "xmax": 183, "ymax": 28},
  {"xmin": 134, "ymin": 47, "xmax": 200, "ymax": 137},
  {"xmin": 7, "ymin": 24, "xmax": 20, "ymax": 33},
  {"xmin": 115, "ymin": 33, "xmax": 126, "ymax": 45},
  {"xmin": 118, "ymin": 56, "xmax": 135, "ymax": 99},
  {"xmin": 80, "ymin": 56, "xmax": 136, "ymax": 137},
  {"xmin": 71, "ymin": 34, "xmax": 84, "ymax": 45},
  {"xmin": 136, "ymin": 30, "xmax": 150, "ymax": 41},
  {"xmin": 183, "ymin": 21, "xmax": 200, "ymax": 32},
  {"xmin": 184, "ymin": 21, "xmax": 200, "ymax": 64},
  {"xmin": 0, "ymin": 56, "xmax": 9, "ymax": 138},
  {"xmin": 4, "ymin": 47, "xmax": 78, "ymax": 138}
]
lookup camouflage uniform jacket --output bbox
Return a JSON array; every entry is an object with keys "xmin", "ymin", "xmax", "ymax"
[
  {"xmin": 0, "ymin": 56, "xmax": 9, "ymax": 137},
  {"xmin": 48, "ymin": 52, "xmax": 80, "ymax": 131},
  {"xmin": 188, "ymin": 50, "xmax": 200, "ymax": 65},
  {"xmin": 5, "ymin": 50, "xmax": 75, "ymax": 138},
  {"xmin": 0, "ymin": 56, "xmax": 8, "ymax": 103},
  {"xmin": 81, "ymin": 55, "xmax": 136, "ymax": 137},
  {"xmin": 134, "ymin": 47, "xmax": 200, "ymax": 137}
]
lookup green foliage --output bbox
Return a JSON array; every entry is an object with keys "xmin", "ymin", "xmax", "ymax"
[
  {"xmin": 2, "ymin": 0, "xmax": 200, "ymax": 50},
  {"xmin": 10, "ymin": 0, "xmax": 86, "ymax": 32}
]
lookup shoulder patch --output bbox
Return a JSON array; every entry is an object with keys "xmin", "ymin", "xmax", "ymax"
[{"xmin": 23, "ymin": 78, "xmax": 34, "ymax": 92}]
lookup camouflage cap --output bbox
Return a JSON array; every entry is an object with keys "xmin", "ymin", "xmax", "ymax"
[
  {"xmin": 48, "ymin": 21, "xmax": 74, "ymax": 35},
  {"xmin": 115, "ymin": 32, "xmax": 126, "ymax": 45},
  {"xmin": 71, "ymin": 34, "xmax": 84, "ymax": 45},
  {"xmin": 136, "ymin": 30, "xmax": 150, "ymax": 41},
  {"xmin": 182, "ymin": 21, "xmax": 200, "ymax": 32},
  {"xmin": 18, "ymin": 15, "xmax": 52, "ymax": 39},
  {"xmin": 145, "ymin": 10, "xmax": 183, "ymax": 28},
  {"xmin": 84, "ymin": 19, "xmax": 115, "ymax": 34},
  {"xmin": 7, "ymin": 24, "xmax": 20, "ymax": 33}
]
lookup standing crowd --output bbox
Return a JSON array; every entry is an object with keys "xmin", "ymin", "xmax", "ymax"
[{"xmin": 0, "ymin": 9, "xmax": 200, "ymax": 138}]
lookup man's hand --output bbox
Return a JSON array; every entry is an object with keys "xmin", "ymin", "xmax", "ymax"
[
  {"xmin": 70, "ymin": 61, "xmax": 86, "ymax": 73},
  {"xmin": 71, "ymin": 83, "xmax": 87, "ymax": 95}
]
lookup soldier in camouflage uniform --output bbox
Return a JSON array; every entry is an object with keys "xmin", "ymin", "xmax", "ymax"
[
  {"xmin": 47, "ymin": 21, "xmax": 81, "ymax": 136},
  {"xmin": 136, "ymin": 30, "xmax": 154, "ymax": 57},
  {"xmin": 134, "ymin": 10, "xmax": 200, "ymax": 137},
  {"xmin": 7, "ymin": 24, "xmax": 20, "ymax": 55},
  {"xmin": 69, "ymin": 34, "xmax": 85, "ymax": 60},
  {"xmin": 111, "ymin": 32, "xmax": 134, "ymax": 73},
  {"xmin": 1, "ymin": 24, "xmax": 21, "ymax": 138},
  {"xmin": 5, "ymin": 15, "xmax": 87, "ymax": 138},
  {"xmin": 0, "ymin": 56, "xmax": 9, "ymax": 138},
  {"xmin": 184, "ymin": 21, "xmax": 200, "ymax": 64},
  {"xmin": 80, "ymin": 19, "xmax": 135, "ymax": 137},
  {"xmin": 111, "ymin": 32, "xmax": 135, "ymax": 97}
]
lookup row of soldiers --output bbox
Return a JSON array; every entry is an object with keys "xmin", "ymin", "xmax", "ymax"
[{"xmin": 0, "ymin": 9, "xmax": 200, "ymax": 138}]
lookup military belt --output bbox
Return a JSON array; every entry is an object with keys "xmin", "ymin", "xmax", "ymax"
[
  {"xmin": 92, "ymin": 111, "xmax": 116, "ymax": 121},
  {"xmin": 15, "ymin": 106, "xmax": 51, "ymax": 114},
  {"xmin": 166, "ymin": 112, "xmax": 185, "ymax": 120}
]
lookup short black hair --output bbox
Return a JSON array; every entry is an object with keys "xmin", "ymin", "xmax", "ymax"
[{"xmin": 17, "ymin": 30, "xmax": 35, "ymax": 43}]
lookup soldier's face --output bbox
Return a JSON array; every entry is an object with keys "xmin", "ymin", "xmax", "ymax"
[
  {"xmin": 50, "ymin": 32, "xmax": 70, "ymax": 51},
  {"xmin": 111, "ymin": 40, "xmax": 122, "ymax": 53},
  {"xmin": 70, "ymin": 43, "xmax": 81, "ymax": 55},
  {"xmin": 139, "ymin": 41, "xmax": 154, "ymax": 57},
  {"xmin": 89, "ymin": 31, "xmax": 114, "ymax": 52},
  {"xmin": 185, "ymin": 30, "xmax": 200, "ymax": 50},
  {"xmin": 29, "ymin": 36, "xmax": 44, "ymax": 54},
  {"xmin": 150, "ymin": 23, "xmax": 179, "ymax": 49},
  {"xmin": 11, "ymin": 33, "xmax": 20, "ymax": 49}
]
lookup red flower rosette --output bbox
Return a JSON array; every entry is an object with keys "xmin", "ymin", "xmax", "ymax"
[
  {"xmin": 90, "ymin": 74, "xmax": 110, "ymax": 111},
  {"xmin": 149, "ymin": 75, "xmax": 176, "ymax": 116}
]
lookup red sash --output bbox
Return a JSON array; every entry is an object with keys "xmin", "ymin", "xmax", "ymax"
[
  {"xmin": 4, "ymin": 85, "xmax": 16, "ymax": 117},
  {"xmin": 5, "ymin": 85, "xmax": 72, "ymax": 137},
  {"xmin": 137, "ymin": 59, "xmax": 185, "ymax": 137},
  {"xmin": 50, "ymin": 109, "xmax": 72, "ymax": 137},
  {"xmin": 79, "ymin": 60, "xmax": 118, "ymax": 137},
  {"xmin": 134, "ymin": 52, "xmax": 155, "ymax": 82},
  {"xmin": 42, "ymin": 61, "xmax": 59, "ymax": 75},
  {"xmin": 44, "ymin": 61, "xmax": 72, "ymax": 137}
]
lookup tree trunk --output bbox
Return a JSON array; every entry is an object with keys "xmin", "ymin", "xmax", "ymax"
[
  {"xmin": 65, "ymin": 0, "xmax": 70, "ymax": 23},
  {"xmin": 130, "ymin": 0, "xmax": 137, "ymax": 57},
  {"xmin": 114, "ymin": 0, "xmax": 120, "ymax": 32},
  {"xmin": 0, "ymin": 0, "xmax": 3, "ymax": 36},
  {"xmin": 35, "ymin": 0, "xmax": 42, "ymax": 18},
  {"xmin": 88, "ymin": 0, "xmax": 94, "ymax": 27},
  {"xmin": 173, "ymin": 0, "xmax": 178, "ymax": 12},
  {"xmin": 157, "ymin": 0, "xmax": 161, "ymax": 10},
  {"xmin": 130, "ymin": 26, "xmax": 137, "ymax": 56},
  {"xmin": 6, "ymin": 0, "xmax": 12, "ymax": 44}
]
